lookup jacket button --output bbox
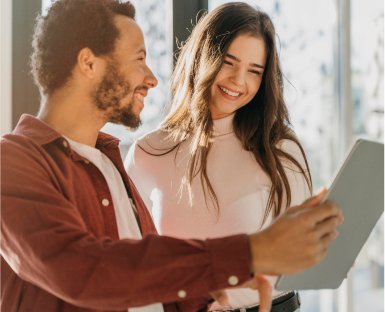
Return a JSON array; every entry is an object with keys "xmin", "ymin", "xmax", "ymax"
[
  {"xmin": 101, "ymin": 198, "xmax": 110, "ymax": 207},
  {"xmin": 228, "ymin": 275, "xmax": 239, "ymax": 286},
  {"xmin": 177, "ymin": 290, "xmax": 187, "ymax": 298}
]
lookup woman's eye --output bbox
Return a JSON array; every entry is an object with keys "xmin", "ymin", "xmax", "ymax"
[
  {"xmin": 223, "ymin": 60, "xmax": 233, "ymax": 66},
  {"xmin": 249, "ymin": 70, "xmax": 262, "ymax": 76}
]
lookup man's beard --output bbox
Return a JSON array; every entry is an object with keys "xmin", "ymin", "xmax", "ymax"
[{"xmin": 92, "ymin": 62, "xmax": 141, "ymax": 129}]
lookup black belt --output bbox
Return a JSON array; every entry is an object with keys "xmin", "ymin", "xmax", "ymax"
[{"xmin": 217, "ymin": 291, "xmax": 300, "ymax": 312}]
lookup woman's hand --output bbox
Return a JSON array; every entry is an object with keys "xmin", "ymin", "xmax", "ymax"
[{"xmin": 209, "ymin": 274, "xmax": 272, "ymax": 312}]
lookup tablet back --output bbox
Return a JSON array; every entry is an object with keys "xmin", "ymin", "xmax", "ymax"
[{"xmin": 276, "ymin": 139, "xmax": 384, "ymax": 290}]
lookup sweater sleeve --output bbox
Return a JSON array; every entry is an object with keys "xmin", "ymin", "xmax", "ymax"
[
  {"xmin": 280, "ymin": 139, "xmax": 312, "ymax": 209},
  {"xmin": 124, "ymin": 141, "xmax": 155, "ymax": 216}
]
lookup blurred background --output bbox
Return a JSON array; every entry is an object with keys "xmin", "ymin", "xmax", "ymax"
[{"xmin": 1, "ymin": 0, "xmax": 383, "ymax": 311}]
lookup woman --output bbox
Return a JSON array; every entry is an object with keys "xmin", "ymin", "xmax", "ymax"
[{"xmin": 125, "ymin": 2, "xmax": 311, "ymax": 311}]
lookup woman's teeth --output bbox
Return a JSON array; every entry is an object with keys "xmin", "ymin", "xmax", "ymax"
[{"xmin": 219, "ymin": 86, "xmax": 240, "ymax": 97}]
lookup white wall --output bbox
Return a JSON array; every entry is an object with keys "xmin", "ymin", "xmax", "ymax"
[{"xmin": 1, "ymin": 0, "xmax": 12, "ymax": 135}]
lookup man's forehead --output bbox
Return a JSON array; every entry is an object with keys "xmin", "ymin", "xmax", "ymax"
[
  {"xmin": 114, "ymin": 15, "xmax": 143, "ymax": 37},
  {"xmin": 114, "ymin": 15, "xmax": 145, "ymax": 49}
]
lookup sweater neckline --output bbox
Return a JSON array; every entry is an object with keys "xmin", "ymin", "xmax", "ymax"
[{"xmin": 212, "ymin": 114, "xmax": 234, "ymax": 136}]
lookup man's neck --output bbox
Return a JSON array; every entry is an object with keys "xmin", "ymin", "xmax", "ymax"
[{"xmin": 38, "ymin": 90, "xmax": 106, "ymax": 147}]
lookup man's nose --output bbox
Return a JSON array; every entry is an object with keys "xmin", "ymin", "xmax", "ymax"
[{"xmin": 144, "ymin": 66, "xmax": 158, "ymax": 89}]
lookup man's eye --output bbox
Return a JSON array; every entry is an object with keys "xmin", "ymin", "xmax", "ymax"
[{"xmin": 223, "ymin": 60, "xmax": 233, "ymax": 66}]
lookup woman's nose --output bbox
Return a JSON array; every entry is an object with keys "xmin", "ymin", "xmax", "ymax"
[{"xmin": 230, "ymin": 68, "xmax": 246, "ymax": 87}]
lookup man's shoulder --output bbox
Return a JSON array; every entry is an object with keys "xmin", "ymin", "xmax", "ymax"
[
  {"xmin": 1, "ymin": 132, "xmax": 39, "ymax": 152},
  {"xmin": 1, "ymin": 133, "xmax": 52, "ymax": 179},
  {"xmin": 1, "ymin": 131, "xmax": 63, "ymax": 169}
]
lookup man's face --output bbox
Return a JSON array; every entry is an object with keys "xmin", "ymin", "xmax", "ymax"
[{"xmin": 92, "ymin": 16, "xmax": 157, "ymax": 129}]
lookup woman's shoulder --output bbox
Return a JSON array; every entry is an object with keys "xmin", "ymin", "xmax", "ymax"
[
  {"xmin": 136, "ymin": 128, "xmax": 167, "ymax": 145},
  {"xmin": 277, "ymin": 139, "xmax": 303, "ymax": 155},
  {"xmin": 125, "ymin": 128, "xmax": 169, "ymax": 171},
  {"xmin": 134, "ymin": 128, "xmax": 181, "ymax": 155},
  {"xmin": 277, "ymin": 139, "xmax": 307, "ymax": 168}
]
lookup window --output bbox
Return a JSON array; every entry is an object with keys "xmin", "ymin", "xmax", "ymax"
[
  {"xmin": 350, "ymin": 0, "xmax": 384, "ymax": 310},
  {"xmin": 1, "ymin": 0, "xmax": 12, "ymax": 134},
  {"xmin": 209, "ymin": 0, "xmax": 384, "ymax": 311}
]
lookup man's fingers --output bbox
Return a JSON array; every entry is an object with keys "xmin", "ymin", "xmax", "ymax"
[
  {"xmin": 303, "ymin": 201, "xmax": 342, "ymax": 225},
  {"xmin": 288, "ymin": 188, "xmax": 327, "ymax": 214},
  {"xmin": 320, "ymin": 229, "xmax": 340, "ymax": 246},
  {"xmin": 316, "ymin": 216, "xmax": 342, "ymax": 238},
  {"xmin": 255, "ymin": 274, "xmax": 272, "ymax": 312},
  {"xmin": 307, "ymin": 187, "xmax": 327, "ymax": 205}
]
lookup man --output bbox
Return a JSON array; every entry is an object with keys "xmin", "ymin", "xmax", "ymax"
[{"xmin": 0, "ymin": 1, "xmax": 343, "ymax": 312}]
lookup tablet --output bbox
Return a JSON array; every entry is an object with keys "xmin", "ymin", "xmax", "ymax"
[{"xmin": 275, "ymin": 139, "xmax": 384, "ymax": 290}]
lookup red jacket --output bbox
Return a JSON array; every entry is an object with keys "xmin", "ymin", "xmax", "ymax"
[{"xmin": 1, "ymin": 115, "xmax": 252, "ymax": 312}]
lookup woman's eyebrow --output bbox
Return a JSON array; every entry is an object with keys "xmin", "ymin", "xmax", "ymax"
[{"xmin": 225, "ymin": 53, "xmax": 265, "ymax": 69}]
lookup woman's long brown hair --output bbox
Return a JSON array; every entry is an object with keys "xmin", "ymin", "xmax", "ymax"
[{"xmin": 141, "ymin": 2, "xmax": 312, "ymax": 223}]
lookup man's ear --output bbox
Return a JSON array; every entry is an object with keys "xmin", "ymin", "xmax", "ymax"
[{"xmin": 77, "ymin": 48, "xmax": 102, "ymax": 79}]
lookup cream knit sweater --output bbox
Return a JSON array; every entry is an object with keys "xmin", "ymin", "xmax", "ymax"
[{"xmin": 125, "ymin": 114, "xmax": 311, "ymax": 309}]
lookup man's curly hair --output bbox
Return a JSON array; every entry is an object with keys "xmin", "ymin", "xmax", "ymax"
[{"xmin": 31, "ymin": 0, "xmax": 135, "ymax": 95}]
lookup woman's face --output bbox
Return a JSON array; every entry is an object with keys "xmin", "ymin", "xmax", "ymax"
[{"xmin": 209, "ymin": 34, "xmax": 267, "ymax": 120}]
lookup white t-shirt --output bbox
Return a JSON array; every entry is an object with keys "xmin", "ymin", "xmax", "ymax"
[
  {"xmin": 66, "ymin": 137, "xmax": 163, "ymax": 312},
  {"xmin": 124, "ymin": 114, "xmax": 311, "ymax": 310}
]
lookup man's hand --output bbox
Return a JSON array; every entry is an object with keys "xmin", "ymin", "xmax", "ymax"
[
  {"xmin": 249, "ymin": 189, "xmax": 343, "ymax": 275},
  {"xmin": 210, "ymin": 274, "xmax": 272, "ymax": 312}
]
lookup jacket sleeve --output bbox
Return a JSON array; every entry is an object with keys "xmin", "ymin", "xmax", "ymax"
[{"xmin": 1, "ymin": 137, "xmax": 252, "ymax": 310}]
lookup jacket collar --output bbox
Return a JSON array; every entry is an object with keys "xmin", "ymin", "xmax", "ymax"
[{"xmin": 13, "ymin": 114, "xmax": 120, "ymax": 148}]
